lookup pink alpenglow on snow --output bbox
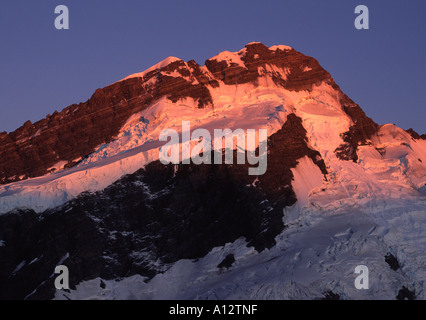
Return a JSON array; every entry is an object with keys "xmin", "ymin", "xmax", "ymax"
[{"xmin": 159, "ymin": 121, "xmax": 268, "ymax": 175}]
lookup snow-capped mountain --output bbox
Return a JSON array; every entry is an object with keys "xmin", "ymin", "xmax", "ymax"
[{"xmin": 0, "ymin": 42, "xmax": 424, "ymax": 300}]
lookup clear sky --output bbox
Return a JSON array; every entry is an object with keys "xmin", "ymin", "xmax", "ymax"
[{"xmin": 0, "ymin": 0, "xmax": 425, "ymax": 133}]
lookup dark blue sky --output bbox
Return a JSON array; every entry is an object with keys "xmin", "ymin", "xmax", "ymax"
[{"xmin": 0, "ymin": 0, "xmax": 425, "ymax": 133}]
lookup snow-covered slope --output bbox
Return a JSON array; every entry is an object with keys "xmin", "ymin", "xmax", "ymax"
[
  {"xmin": 0, "ymin": 80, "xmax": 424, "ymax": 214},
  {"xmin": 54, "ymin": 177, "xmax": 426, "ymax": 300},
  {"xmin": 50, "ymin": 119, "xmax": 426, "ymax": 301},
  {"xmin": 0, "ymin": 42, "xmax": 373, "ymax": 213},
  {"xmin": 0, "ymin": 56, "xmax": 341, "ymax": 213},
  {"xmin": 52, "ymin": 130, "xmax": 426, "ymax": 300},
  {"xmin": 56, "ymin": 216, "xmax": 424, "ymax": 300}
]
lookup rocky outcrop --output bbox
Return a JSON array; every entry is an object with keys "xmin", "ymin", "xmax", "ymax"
[
  {"xmin": 0, "ymin": 78, "xmax": 149, "ymax": 184},
  {"xmin": 257, "ymin": 114, "xmax": 328, "ymax": 203},
  {"xmin": 205, "ymin": 42, "xmax": 332, "ymax": 90},
  {"xmin": 333, "ymin": 88, "xmax": 379, "ymax": 162},
  {"xmin": 0, "ymin": 62, "xmax": 214, "ymax": 184},
  {"xmin": 406, "ymin": 128, "xmax": 426, "ymax": 140}
]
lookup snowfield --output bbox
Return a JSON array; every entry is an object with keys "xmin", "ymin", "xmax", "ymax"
[{"xmin": 54, "ymin": 192, "xmax": 426, "ymax": 300}]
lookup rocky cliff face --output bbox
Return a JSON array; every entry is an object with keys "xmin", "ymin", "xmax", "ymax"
[
  {"xmin": 333, "ymin": 89, "xmax": 379, "ymax": 162},
  {"xmin": 204, "ymin": 42, "xmax": 331, "ymax": 90},
  {"xmin": 0, "ymin": 42, "xmax": 378, "ymax": 184},
  {"xmin": 406, "ymin": 128, "xmax": 426, "ymax": 140},
  {"xmin": 0, "ymin": 78, "xmax": 148, "ymax": 184}
]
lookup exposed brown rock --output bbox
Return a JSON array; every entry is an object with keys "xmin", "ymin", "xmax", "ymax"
[
  {"xmin": 406, "ymin": 128, "xmax": 426, "ymax": 140},
  {"xmin": 0, "ymin": 78, "xmax": 148, "ymax": 184},
  {"xmin": 333, "ymin": 86, "xmax": 379, "ymax": 162},
  {"xmin": 204, "ymin": 43, "xmax": 380, "ymax": 162},
  {"xmin": 0, "ymin": 61, "xmax": 214, "ymax": 184},
  {"xmin": 258, "ymin": 113, "xmax": 328, "ymax": 204},
  {"xmin": 205, "ymin": 42, "xmax": 332, "ymax": 90}
]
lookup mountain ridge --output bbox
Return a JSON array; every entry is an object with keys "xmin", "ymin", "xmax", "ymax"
[{"xmin": 0, "ymin": 42, "xmax": 379, "ymax": 184}]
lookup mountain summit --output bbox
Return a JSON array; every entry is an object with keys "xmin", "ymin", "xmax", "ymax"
[
  {"xmin": 0, "ymin": 42, "xmax": 425, "ymax": 300},
  {"xmin": 0, "ymin": 42, "xmax": 376, "ymax": 184}
]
